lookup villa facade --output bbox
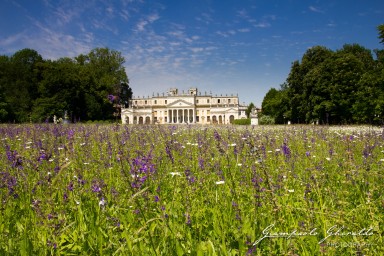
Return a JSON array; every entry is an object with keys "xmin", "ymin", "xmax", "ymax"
[{"xmin": 121, "ymin": 88, "xmax": 248, "ymax": 124}]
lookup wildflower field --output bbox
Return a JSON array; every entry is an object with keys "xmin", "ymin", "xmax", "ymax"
[{"xmin": 1, "ymin": 124, "xmax": 383, "ymax": 255}]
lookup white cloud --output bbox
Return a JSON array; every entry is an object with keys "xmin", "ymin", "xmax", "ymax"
[
  {"xmin": 309, "ymin": 6, "xmax": 324, "ymax": 13},
  {"xmin": 254, "ymin": 22, "xmax": 270, "ymax": 28},
  {"xmin": 238, "ymin": 28, "xmax": 250, "ymax": 33},
  {"xmin": 136, "ymin": 13, "xmax": 160, "ymax": 31},
  {"xmin": 190, "ymin": 47, "xmax": 204, "ymax": 53},
  {"xmin": 0, "ymin": 32, "xmax": 25, "ymax": 49}
]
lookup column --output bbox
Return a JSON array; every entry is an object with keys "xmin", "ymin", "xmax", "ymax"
[{"xmin": 176, "ymin": 109, "xmax": 179, "ymax": 123}]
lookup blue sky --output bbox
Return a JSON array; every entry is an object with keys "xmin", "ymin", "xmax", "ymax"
[{"xmin": 1, "ymin": 0, "xmax": 383, "ymax": 107}]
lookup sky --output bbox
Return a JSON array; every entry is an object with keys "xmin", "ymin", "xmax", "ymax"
[{"xmin": 1, "ymin": 0, "xmax": 383, "ymax": 107}]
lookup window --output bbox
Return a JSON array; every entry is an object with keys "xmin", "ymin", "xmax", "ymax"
[
  {"xmin": 145, "ymin": 100, "xmax": 147, "ymax": 104},
  {"xmin": 196, "ymin": 100, "xmax": 199, "ymax": 103},
  {"xmin": 218, "ymin": 99, "xmax": 221, "ymax": 103},
  {"xmin": 165, "ymin": 100, "xmax": 167, "ymax": 104},
  {"xmin": 154, "ymin": 100, "xmax": 157, "ymax": 104},
  {"xmin": 228, "ymin": 99, "xmax": 231, "ymax": 103},
  {"xmin": 135, "ymin": 101, "xmax": 137, "ymax": 105},
  {"xmin": 207, "ymin": 99, "xmax": 210, "ymax": 103}
]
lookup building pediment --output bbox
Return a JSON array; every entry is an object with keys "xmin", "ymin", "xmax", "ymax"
[
  {"xmin": 167, "ymin": 99, "xmax": 194, "ymax": 108},
  {"xmin": 225, "ymin": 107, "xmax": 238, "ymax": 112},
  {"xmin": 211, "ymin": 107, "xmax": 238, "ymax": 114}
]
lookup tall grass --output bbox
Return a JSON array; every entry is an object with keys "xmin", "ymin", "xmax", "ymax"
[{"xmin": 0, "ymin": 124, "xmax": 383, "ymax": 255}]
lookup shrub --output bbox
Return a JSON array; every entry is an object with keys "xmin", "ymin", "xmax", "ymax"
[
  {"xmin": 232, "ymin": 118, "xmax": 250, "ymax": 125},
  {"xmin": 259, "ymin": 115, "xmax": 275, "ymax": 125}
]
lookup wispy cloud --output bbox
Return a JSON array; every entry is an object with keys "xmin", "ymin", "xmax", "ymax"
[
  {"xmin": 238, "ymin": 28, "xmax": 250, "ymax": 33},
  {"xmin": 237, "ymin": 9, "xmax": 275, "ymax": 29},
  {"xmin": 309, "ymin": 6, "xmax": 324, "ymax": 13},
  {"xmin": 254, "ymin": 22, "xmax": 271, "ymax": 28},
  {"xmin": 136, "ymin": 13, "xmax": 160, "ymax": 32},
  {"xmin": 195, "ymin": 12, "xmax": 214, "ymax": 25}
]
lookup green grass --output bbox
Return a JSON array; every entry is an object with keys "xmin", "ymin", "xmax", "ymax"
[{"xmin": 0, "ymin": 124, "xmax": 383, "ymax": 255}]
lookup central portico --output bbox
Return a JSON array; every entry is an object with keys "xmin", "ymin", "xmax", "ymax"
[{"xmin": 167, "ymin": 99, "xmax": 195, "ymax": 123}]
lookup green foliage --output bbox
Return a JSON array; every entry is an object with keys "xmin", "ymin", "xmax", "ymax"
[
  {"xmin": 245, "ymin": 103, "xmax": 255, "ymax": 118},
  {"xmin": 261, "ymin": 87, "xmax": 289, "ymax": 124},
  {"xmin": 262, "ymin": 41, "xmax": 384, "ymax": 124},
  {"xmin": 232, "ymin": 118, "xmax": 250, "ymax": 125},
  {"xmin": 0, "ymin": 48, "xmax": 132, "ymax": 123},
  {"xmin": 378, "ymin": 24, "xmax": 384, "ymax": 45},
  {"xmin": 258, "ymin": 115, "xmax": 275, "ymax": 124}
]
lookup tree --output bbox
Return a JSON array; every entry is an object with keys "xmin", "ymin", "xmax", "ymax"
[
  {"xmin": 378, "ymin": 24, "xmax": 384, "ymax": 45},
  {"xmin": 0, "ymin": 47, "xmax": 132, "ymax": 123},
  {"xmin": 245, "ymin": 102, "xmax": 255, "ymax": 118},
  {"xmin": 80, "ymin": 48, "xmax": 130, "ymax": 121},
  {"xmin": 261, "ymin": 86, "xmax": 289, "ymax": 124},
  {"xmin": 0, "ymin": 55, "xmax": 10, "ymax": 121},
  {"xmin": 3, "ymin": 49, "xmax": 44, "ymax": 122}
]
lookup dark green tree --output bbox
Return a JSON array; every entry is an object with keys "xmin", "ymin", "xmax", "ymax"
[
  {"xmin": 261, "ymin": 85, "xmax": 289, "ymax": 124},
  {"xmin": 378, "ymin": 24, "xmax": 384, "ymax": 45},
  {"xmin": 0, "ymin": 55, "xmax": 10, "ymax": 121},
  {"xmin": 4, "ymin": 49, "xmax": 44, "ymax": 122},
  {"xmin": 245, "ymin": 102, "xmax": 255, "ymax": 118}
]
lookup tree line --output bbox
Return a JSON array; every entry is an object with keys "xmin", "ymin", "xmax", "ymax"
[
  {"xmin": 261, "ymin": 25, "xmax": 384, "ymax": 125},
  {"xmin": 0, "ymin": 48, "xmax": 132, "ymax": 123}
]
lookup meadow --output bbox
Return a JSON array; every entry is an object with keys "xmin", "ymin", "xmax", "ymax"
[{"xmin": 0, "ymin": 124, "xmax": 383, "ymax": 255}]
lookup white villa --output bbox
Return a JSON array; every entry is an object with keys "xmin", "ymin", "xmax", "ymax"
[{"xmin": 121, "ymin": 88, "xmax": 248, "ymax": 124}]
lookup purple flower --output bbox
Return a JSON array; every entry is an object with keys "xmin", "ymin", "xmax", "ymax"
[
  {"xmin": 130, "ymin": 155, "xmax": 155, "ymax": 190},
  {"xmin": 214, "ymin": 130, "xmax": 221, "ymax": 141},
  {"xmin": 198, "ymin": 157, "xmax": 204, "ymax": 169},
  {"xmin": 246, "ymin": 246, "xmax": 256, "ymax": 255},
  {"xmin": 63, "ymin": 192, "xmax": 68, "ymax": 201},
  {"xmin": 108, "ymin": 94, "xmax": 116, "ymax": 103},
  {"xmin": 5, "ymin": 146, "xmax": 23, "ymax": 168},
  {"xmin": 38, "ymin": 151, "xmax": 47, "ymax": 162},
  {"xmin": 67, "ymin": 182, "xmax": 74, "ymax": 191},
  {"xmin": 77, "ymin": 175, "xmax": 86, "ymax": 186},
  {"xmin": 165, "ymin": 144, "xmax": 174, "ymax": 163},
  {"xmin": 185, "ymin": 213, "xmax": 191, "ymax": 225},
  {"xmin": 67, "ymin": 129, "xmax": 75, "ymax": 140},
  {"xmin": 154, "ymin": 195, "xmax": 160, "ymax": 202},
  {"xmin": 282, "ymin": 143, "xmax": 291, "ymax": 158},
  {"xmin": 92, "ymin": 184, "xmax": 101, "ymax": 193}
]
